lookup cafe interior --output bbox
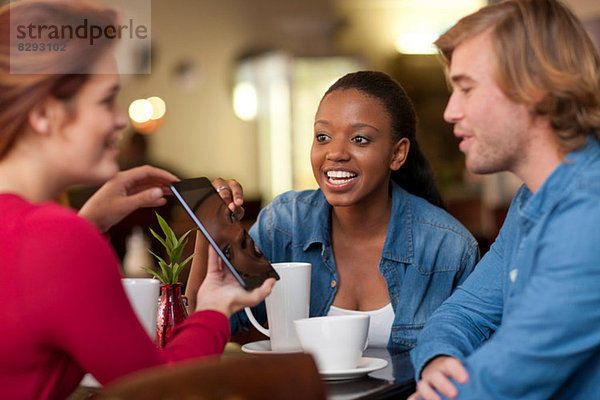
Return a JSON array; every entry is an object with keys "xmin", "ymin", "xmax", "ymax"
[
  {"xmin": 81, "ymin": 0, "xmax": 600, "ymax": 279},
  {"xmin": 3, "ymin": 0, "xmax": 600, "ymax": 399}
]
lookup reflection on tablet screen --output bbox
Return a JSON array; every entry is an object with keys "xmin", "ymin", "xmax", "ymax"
[{"xmin": 171, "ymin": 177, "xmax": 279, "ymax": 290}]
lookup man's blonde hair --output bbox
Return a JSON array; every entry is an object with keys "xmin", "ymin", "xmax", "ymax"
[{"xmin": 435, "ymin": 0, "xmax": 600, "ymax": 151}]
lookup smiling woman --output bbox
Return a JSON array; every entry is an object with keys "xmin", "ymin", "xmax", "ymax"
[
  {"xmin": 0, "ymin": 1, "xmax": 274, "ymax": 399},
  {"xmin": 187, "ymin": 71, "xmax": 480, "ymax": 351}
]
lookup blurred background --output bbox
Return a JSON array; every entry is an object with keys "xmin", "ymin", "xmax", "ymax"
[{"xmin": 7, "ymin": 0, "xmax": 600, "ymax": 271}]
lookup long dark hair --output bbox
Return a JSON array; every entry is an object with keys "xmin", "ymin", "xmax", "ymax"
[{"xmin": 323, "ymin": 71, "xmax": 445, "ymax": 209}]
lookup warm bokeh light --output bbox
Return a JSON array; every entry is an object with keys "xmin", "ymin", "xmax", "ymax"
[
  {"xmin": 335, "ymin": 0, "xmax": 487, "ymax": 55},
  {"xmin": 128, "ymin": 96, "xmax": 167, "ymax": 133},
  {"xmin": 128, "ymin": 99, "xmax": 153, "ymax": 123},
  {"xmin": 147, "ymin": 96, "xmax": 167, "ymax": 120},
  {"xmin": 233, "ymin": 81, "xmax": 258, "ymax": 121},
  {"xmin": 131, "ymin": 119, "xmax": 161, "ymax": 134},
  {"xmin": 394, "ymin": 32, "xmax": 439, "ymax": 54}
]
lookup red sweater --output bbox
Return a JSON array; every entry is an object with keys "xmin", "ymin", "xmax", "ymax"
[{"xmin": 0, "ymin": 194, "xmax": 230, "ymax": 400}]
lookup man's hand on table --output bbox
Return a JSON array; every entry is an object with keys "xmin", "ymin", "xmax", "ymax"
[{"xmin": 408, "ymin": 356, "xmax": 469, "ymax": 400}]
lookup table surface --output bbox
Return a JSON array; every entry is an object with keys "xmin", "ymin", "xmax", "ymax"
[
  {"xmin": 324, "ymin": 347, "xmax": 415, "ymax": 400},
  {"xmin": 73, "ymin": 346, "xmax": 416, "ymax": 400}
]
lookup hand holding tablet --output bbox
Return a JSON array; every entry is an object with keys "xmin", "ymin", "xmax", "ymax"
[{"xmin": 170, "ymin": 177, "xmax": 279, "ymax": 290}]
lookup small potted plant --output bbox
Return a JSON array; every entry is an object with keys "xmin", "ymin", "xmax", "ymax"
[{"xmin": 143, "ymin": 212, "xmax": 195, "ymax": 348}]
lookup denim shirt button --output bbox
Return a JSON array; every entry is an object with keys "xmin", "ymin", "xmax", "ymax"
[{"xmin": 331, "ymin": 280, "xmax": 337, "ymax": 288}]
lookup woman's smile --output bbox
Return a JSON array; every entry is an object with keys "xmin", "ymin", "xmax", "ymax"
[
  {"xmin": 324, "ymin": 169, "xmax": 358, "ymax": 189},
  {"xmin": 104, "ymin": 134, "xmax": 120, "ymax": 153}
]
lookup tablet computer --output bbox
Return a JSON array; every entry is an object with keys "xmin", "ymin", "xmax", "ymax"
[{"xmin": 170, "ymin": 177, "xmax": 279, "ymax": 290}]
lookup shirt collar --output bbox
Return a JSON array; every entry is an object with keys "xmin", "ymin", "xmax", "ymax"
[
  {"xmin": 302, "ymin": 190, "xmax": 332, "ymax": 251},
  {"xmin": 382, "ymin": 181, "xmax": 412, "ymax": 263},
  {"xmin": 300, "ymin": 182, "xmax": 412, "ymax": 263},
  {"xmin": 518, "ymin": 134, "xmax": 600, "ymax": 222}
]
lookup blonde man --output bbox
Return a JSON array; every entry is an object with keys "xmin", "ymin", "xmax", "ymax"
[{"xmin": 409, "ymin": 0, "xmax": 600, "ymax": 399}]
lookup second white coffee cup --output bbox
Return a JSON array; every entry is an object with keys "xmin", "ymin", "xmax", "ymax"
[
  {"xmin": 294, "ymin": 314, "xmax": 370, "ymax": 372},
  {"xmin": 121, "ymin": 278, "xmax": 160, "ymax": 339},
  {"xmin": 244, "ymin": 262, "xmax": 311, "ymax": 352}
]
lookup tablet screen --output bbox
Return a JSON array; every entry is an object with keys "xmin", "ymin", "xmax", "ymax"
[{"xmin": 171, "ymin": 177, "xmax": 279, "ymax": 290}]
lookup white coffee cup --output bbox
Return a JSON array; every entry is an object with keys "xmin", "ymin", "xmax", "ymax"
[
  {"xmin": 294, "ymin": 315, "xmax": 370, "ymax": 372},
  {"xmin": 122, "ymin": 278, "xmax": 160, "ymax": 339},
  {"xmin": 244, "ymin": 262, "xmax": 311, "ymax": 352}
]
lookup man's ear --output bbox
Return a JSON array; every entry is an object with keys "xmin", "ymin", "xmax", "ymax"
[
  {"xmin": 390, "ymin": 137, "xmax": 410, "ymax": 171},
  {"xmin": 27, "ymin": 97, "xmax": 63, "ymax": 136}
]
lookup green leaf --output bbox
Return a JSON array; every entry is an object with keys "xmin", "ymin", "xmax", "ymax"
[
  {"xmin": 170, "ymin": 243, "xmax": 186, "ymax": 266},
  {"xmin": 148, "ymin": 249, "xmax": 168, "ymax": 267},
  {"xmin": 156, "ymin": 259, "xmax": 172, "ymax": 283},
  {"xmin": 149, "ymin": 228, "xmax": 168, "ymax": 249},
  {"xmin": 147, "ymin": 213, "xmax": 195, "ymax": 284},
  {"xmin": 172, "ymin": 263, "xmax": 184, "ymax": 283},
  {"xmin": 177, "ymin": 229, "xmax": 195, "ymax": 247},
  {"xmin": 179, "ymin": 253, "xmax": 195, "ymax": 269},
  {"xmin": 156, "ymin": 212, "xmax": 177, "ymax": 249},
  {"xmin": 172, "ymin": 230, "xmax": 194, "ymax": 261},
  {"xmin": 141, "ymin": 267, "xmax": 167, "ymax": 284},
  {"xmin": 173, "ymin": 253, "xmax": 195, "ymax": 283}
]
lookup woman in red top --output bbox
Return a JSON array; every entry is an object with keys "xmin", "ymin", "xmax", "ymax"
[{"xmin": 0, "ymin": 1, "xmax": 274, "ymax": 399}]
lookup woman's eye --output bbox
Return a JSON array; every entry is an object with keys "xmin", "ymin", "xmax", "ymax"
[
  {"xmin": 222, "ymin": 245, "xmax": 232, "ymax": 261},
  {"xmin": 228, "ymin": 211, "xmax": 236, "ymax": 224},
  {"xmin": 253, "ymin": 242, "xmax": 263, "ymax": 257},
  {"xmin": 352, "ymin": 135, "xmax": 369, "ymax": 145},
  {"xmin": 315, "ymin": 133, "xmax": 328, "ymax": 142},
  {"xmin": 102, "ymin": 96, "xmax": 116, "ymax": 108}
]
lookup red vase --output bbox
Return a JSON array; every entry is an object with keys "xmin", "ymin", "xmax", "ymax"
[{"xmin": 156, "ymin": 283, "xmax": 188, "ymax": 348}]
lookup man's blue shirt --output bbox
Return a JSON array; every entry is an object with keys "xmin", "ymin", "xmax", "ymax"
[
  {"xmin": 231, "ymin": 181, "xmax": 479, "ymax": 350},
  {"xmin": 411, "ymin": 135, "xmax": 600, "ymax": 398}
]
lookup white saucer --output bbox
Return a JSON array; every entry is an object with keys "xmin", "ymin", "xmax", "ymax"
[
  {"xmin": 241, "ymin": 340, "xmax": 302, "ymax": 355},
  {"xmin": 320, "ymin": 357, "xmax": 388, "ymax": 381}
]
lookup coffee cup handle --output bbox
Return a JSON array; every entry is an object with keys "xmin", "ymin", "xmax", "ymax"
[{"xmin": 244, "ymin": 307, "xmax": 270, "ymax": 337}]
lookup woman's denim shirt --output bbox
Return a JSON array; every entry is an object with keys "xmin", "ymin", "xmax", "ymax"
[{"xmin": 231, "ymin": 182, "xmax": 479, "ymax": 351}]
